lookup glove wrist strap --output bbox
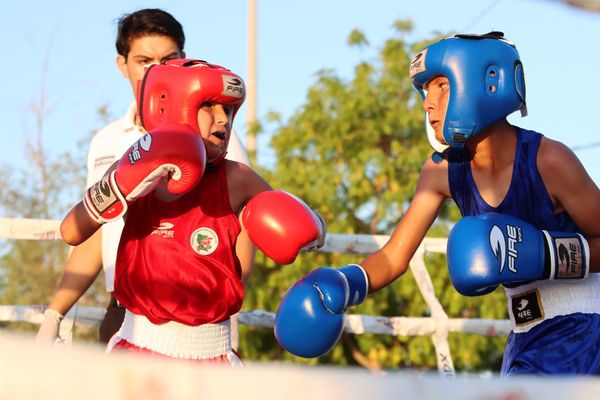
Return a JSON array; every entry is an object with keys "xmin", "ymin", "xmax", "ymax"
[
  {"xmin": 83, "ymin": 171, "xmax": 128, "ymax": 224},
  {"xmin": 542, "ymin": 230, "xmax": 589, "ymax": 281},
  {"xmin": 302, "ymin": 211, "xmax": 326, "ymax": 252},
  {"xmin": 338, "ymin": 264, "xmax": 369, "ymax": 307}
]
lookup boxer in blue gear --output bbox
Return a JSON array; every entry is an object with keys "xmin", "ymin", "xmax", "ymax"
[{"xmin": 275, "ymin": 32, "xmax": 600, "ymax": 375}]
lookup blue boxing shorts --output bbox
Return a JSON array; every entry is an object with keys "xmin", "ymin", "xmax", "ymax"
[{"xmin": 501, "ymin": 313, "xmax": 600, "ymax": 376}]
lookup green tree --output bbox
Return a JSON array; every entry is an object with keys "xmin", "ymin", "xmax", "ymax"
[{"xmin": 240, "ymin": 21, "xmax": 507, "ymax": 372}]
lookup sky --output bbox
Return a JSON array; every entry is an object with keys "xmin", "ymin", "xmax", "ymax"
[{"xmin": 1, "ymin": 0, "xmax": 599, "ymax": 187}]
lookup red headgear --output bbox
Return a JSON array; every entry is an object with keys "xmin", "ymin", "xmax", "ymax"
[{"xmin": 136, "ymin": 59, "xmax": 246, "ymax": 132}]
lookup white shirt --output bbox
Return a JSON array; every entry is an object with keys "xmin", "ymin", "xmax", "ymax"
[{"xmin": 86, "ymin": 103, "xmax": 250, "ymax": 291}]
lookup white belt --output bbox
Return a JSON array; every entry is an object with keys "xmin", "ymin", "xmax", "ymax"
[
  {"xmin": 504, "ymin": 274, "xmax": 600, "ymax": 333},
  {"xmin": 109, "ymin": 310, "xmax": 234, "ymax": 360}
]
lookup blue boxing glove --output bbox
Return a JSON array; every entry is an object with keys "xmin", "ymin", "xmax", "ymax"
[
  {"xmin": 274, "ymin": 264, "xmax": 369, "ymax": 358},
  {"xmin": 447, "ymin": 213, "xmax": 590, "ymax": 296}
]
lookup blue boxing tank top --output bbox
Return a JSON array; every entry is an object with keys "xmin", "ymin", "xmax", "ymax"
[
  {"xmin": 448, "ymin": 127, "xmax": 576, "ymax": 231},
  {"xmin": 448, "ymin": 127, "xmax": 600, "ymax": 333}
]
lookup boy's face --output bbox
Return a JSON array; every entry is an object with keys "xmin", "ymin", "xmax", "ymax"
[
  {"xmin": 116, "ymin": 34, "xmax": 183, "ymax": 99},
  {"xmin": 422, "ymin": 76, "xmax": 450, "ymax": 145},
  {"xmin": 197, "ymin": 103, "xmax": 235, "ymax": 162}
]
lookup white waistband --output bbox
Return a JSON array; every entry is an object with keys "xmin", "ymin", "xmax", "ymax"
[
  {"xmin": 111, "ymin": 310, "xmax": 233, "ymax": 360},
  {"xmin": 504, "ymin": 274, "xmax": 600, "ymax": 333}
]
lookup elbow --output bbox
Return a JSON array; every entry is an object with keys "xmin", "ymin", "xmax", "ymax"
[{"xmin": 60, "ymin": 219, "xmax": 83, "ymax": 246}]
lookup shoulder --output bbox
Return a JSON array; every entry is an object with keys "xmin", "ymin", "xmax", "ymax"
[
  {"xmin": 225, "ymin": 161, "xmax": 268, "ymax": 191},
  {"xmin": 536, "ymin": 136, "xmax": 593, "ymax": 204},
  {"xmin": 224, "ymin": 161, "xmax": 272, "ymax": 213},
  {"xmin": 536, "ymin": 136, "xmax": 600, "ymax": 232},
  {"xmin": 225, "ymin": 159, "xmax": 254, "ymax": 179},
  {"xmin": 537, "ymin": 136, "xmax": 580, "ymax": 177},
  {"xmin": 416, "ymin": 157, "xmax": 451, "ymax": 197}
]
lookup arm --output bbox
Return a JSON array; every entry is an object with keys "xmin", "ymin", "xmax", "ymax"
[
  {"xmin": 445, "ymin": 140, "xmax": 600, "ymax": 296},
  {"xmin": 538, "ymin": 138, "xmax": 600, "ymax": 272},
  {"xmin": 62, "ymin": 123, "xmax": 207, "ymax": 246},
  {"xmin": 227, "ymin": 161, "xmax": 269, "ymax": 284},
  {"xmin": 36, "ymin": 230, "xmax": 103, "ymax": 344},
  {"xmin": 48, "ymin": 230, "xmax": 103, "ymax": 314},
  {"xmin": 363, "ymin": 158, "xmax": 450, "ymax": 292},
  {"xmin": 227, "ymin": 161, "xmax": 325, "ymax": 265},
  {"xmin": 62, "ymin": 158, "xmax": 120, "ymax": 246},
  {"xmin": 236, "ymin": 227, "xmax": 256, "ymax": 286},
  {"xmin": 225, "ymin": 132, "xmax": 255, "ymax": 284},
  {"xmin": 61, "ymin": 202, "xmax": 103, "ymax": 246},
  {"xmin": 275, "ymin": 158, "xmax": 450, "ymax": 357}
]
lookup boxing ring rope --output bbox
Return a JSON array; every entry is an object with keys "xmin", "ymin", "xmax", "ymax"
[{"xmin": 0, "ymin": 217, "xmax": 511, "ymax": 376}]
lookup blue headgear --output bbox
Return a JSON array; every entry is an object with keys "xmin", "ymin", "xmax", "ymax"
[{"xmin": 409, "ymin": 32, "xmax": 527, "ymax": 160}]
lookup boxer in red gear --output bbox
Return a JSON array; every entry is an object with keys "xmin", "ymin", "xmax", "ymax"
[
  {"xmin": 82, "ymin": 123, "xmax": 207, "ymax": 224},
  {"xmin": 60, "ymin": 59, "xmax": 325, "ymax": 364}
]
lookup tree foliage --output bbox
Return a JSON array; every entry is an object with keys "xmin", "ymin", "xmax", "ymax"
[
  {"xmin": 240, "ymin": 21, "xmax": 508, "ymax": 372},
  {"xmin": 0, "ymin": 22, "xmax": 511, "ymax": 372},
  {"xmin": 0, "ymin": 104, "xmax": 110, "ymax": 337}
]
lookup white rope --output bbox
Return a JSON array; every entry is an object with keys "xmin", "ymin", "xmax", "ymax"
[
  {"xmin": 0, "ymin": 218, "xmax": 62, "ymax": 240},
  {"xmin": 0, "ymin": 217, "xmax": 512, "ymax": 375},
  {"xmin": 322, "ymin": 232, "xmax": 447, "ymax": 255},
  {"xmin": 410, "ymin": 245, "xmax": 455, "ymax": 376},
  {"xmin": 0, "ymin": 305, "xmax": 511, "ymax": 336},
  {"xmin": 0, "ymin": 219, "xmax": 448, "ymax": 254}
]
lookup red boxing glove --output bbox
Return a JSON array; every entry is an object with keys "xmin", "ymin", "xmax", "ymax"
[
  {"xmin": 84, "ymin": 123, "xmax": 206, "ymax": 223},
  {"xmin": 242, "ymin": 190, "xmax": 326, "ymax": 264}
]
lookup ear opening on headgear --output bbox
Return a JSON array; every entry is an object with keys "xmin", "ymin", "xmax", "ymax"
[
  {"xmin": 485, "ymin": 66, "xmax": 499, "ymax": 95},
  {"xmin": 514, "ymin": 61, "xmax": 527, "ymax": 117}
]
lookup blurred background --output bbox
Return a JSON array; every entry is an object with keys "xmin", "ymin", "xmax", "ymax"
[{"xmin": 0, "ymin": 0, "xmax": 598, "ymax": 373}]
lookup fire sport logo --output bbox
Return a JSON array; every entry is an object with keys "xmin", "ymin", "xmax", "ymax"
[
  {"xmin": 151, "ymin": 222, "xmax": 175, "ymax": 238},
  {"xmin": 409, "ymin": 49, "xmax": 427, "ymax": 78},
  {"xmin": 128, "ymin": 133, "xmax": 153, "ymax": 164},
  {"xmin": 222, "ymin": 75, "xmax": 245, "ymax": 99},
  {"xmin": 489, "ymin": 224, "xmax": 523, "ymax": 274}
]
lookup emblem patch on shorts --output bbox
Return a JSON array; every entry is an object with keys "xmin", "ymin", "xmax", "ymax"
[
  {"xmin": 511, "ymin": 289, "xmax": 544, "ymax": 326},
  {"xmin": 190, "ymin": 227, "xmax": 219, "ymax": 255}
]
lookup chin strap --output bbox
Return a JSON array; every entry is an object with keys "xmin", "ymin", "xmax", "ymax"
[
  {"xmin": 431, "ymin": 151, "xmax": 445, "ymax": 164},
  {"xmin": 431, "ymin": 147, "xmax": 472, "ymax": 164}
]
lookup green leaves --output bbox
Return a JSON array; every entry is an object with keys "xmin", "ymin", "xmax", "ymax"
[
  {"xmin": 0, "ymin": 113, "xmax": 105, "ymax": 339},
  {"xmin": 242, "ymin": 21, "xmax": 507, "ymax": 372}
]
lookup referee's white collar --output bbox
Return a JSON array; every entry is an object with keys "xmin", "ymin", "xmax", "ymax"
[{"xmin": 124, "ymin": 102, "xmax": 145, "ymax": 133}]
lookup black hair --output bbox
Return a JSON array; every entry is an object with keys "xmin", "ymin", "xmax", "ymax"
[{"xmin": 115, "ymin": 8, "xmax": 185, "ymax": 58}]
